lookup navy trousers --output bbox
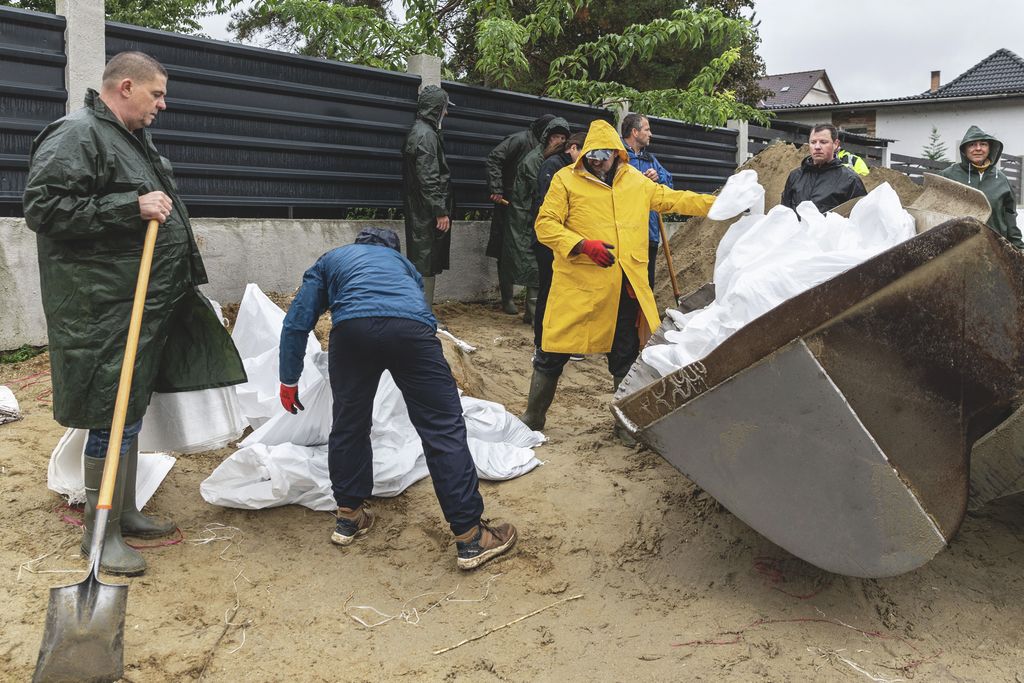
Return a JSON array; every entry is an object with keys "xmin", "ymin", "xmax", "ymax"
[
  {"xmin": 85, "ymin": 419, "xmax": 143, "ymax": 458},
  {"xmin": 327, "ymin": 317, "xmax": 484, "ymax": 536},
  {"xmin": 532, "ymin": 243, "xmax": 554, "ymax": 349}
]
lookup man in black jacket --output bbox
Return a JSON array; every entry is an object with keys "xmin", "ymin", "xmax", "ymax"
[{"xmin": 781, "ymin": 124, "xmax": 866, "ymax": 213}]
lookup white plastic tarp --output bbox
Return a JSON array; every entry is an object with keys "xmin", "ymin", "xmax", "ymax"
[
  {"xmin": 0, "ymin": 385, "xmax": 20, "ymax": 425},
  {"xmin": 200, "ymin": 284, "xmax": 544, "ymax": 511},
  {"xmin": 643, "ymin": 176, "xmax": 916, "ymax": 376}
]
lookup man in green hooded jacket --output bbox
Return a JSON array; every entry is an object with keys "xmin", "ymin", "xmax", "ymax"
[
  {"xmin": 401, "ymin": 85, "xmax": 454, "ymax": 311},
  {"xmin": 23, "ymin": 52, "xmax": 246, "ymax": 576},
  {"xmin": 939, "ymin": 125, "xmax": 1022, "ymax": 249}
]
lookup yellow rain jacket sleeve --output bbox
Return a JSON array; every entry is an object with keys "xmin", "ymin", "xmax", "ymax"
[{"xmin": 535, "ymin": 119, "xmax": 716, "ymax": 354}]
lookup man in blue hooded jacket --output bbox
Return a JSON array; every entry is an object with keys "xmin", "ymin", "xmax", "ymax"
[{"xmin": 277, "ymin": 228, "xmax": 517, "ymax": 570}]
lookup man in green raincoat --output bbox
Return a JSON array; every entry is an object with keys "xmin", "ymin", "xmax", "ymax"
[
  {"xmin": 23, "ymin": 52, "xmax": 246, "ymax": 576},
  {"xmin": 938, "ymin": 125, "xmax": 1022, "ymax": 249},
  {"xmin": 485, "ymin": 114, "xmax": 555, "ymax": 314},
  {"xmin": 503, "ymin": 117, "xmax": 570, "ymax": 325},
  {"xmin": 401, "ymin": 85, "xmax": 454, "ymax": 311}
]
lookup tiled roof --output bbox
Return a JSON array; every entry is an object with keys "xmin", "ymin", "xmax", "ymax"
[
  {"xmin": 757, "ymin": 70, "xmax": 834, "ymax": 107},
  {"xmin": 766, "ymin": 49, "xmax": 1024, "ymax": 110},
  {"xmin": 921, "ymin": 48, "xmax": 1024, "ymax": 98}
]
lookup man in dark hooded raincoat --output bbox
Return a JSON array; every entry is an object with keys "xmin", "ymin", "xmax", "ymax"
[
  {"xmin": 939, "ymin": 125, "xmax": 1022, "ymax": 249},
  {"xmin": 503, "ymin": 117, "xmax": 571, "ymax": 325},
  {"xmin": 401, "ymin": 85, "xmax": 453, "ymax": 311},
  {"xmin": 485, "ymin": 114, "xmax": 555, "ymax": 314},
  {"xmin": 23, "ymin": 52, "xmax": 246, "ymax": 576}
]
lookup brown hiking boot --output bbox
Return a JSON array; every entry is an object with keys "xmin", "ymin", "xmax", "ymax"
[
  {"xmin": 331, "ymin": 505, "xmax": 374, "ymax": 546},
  {"xmin": 455, "ymin": 521, "xmax": 518, "ymax": 570}
]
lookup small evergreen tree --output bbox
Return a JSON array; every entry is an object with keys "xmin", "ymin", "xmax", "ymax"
[{"xmin": 922, "ymin": 126, "xmax": 949, "ymax": 162}]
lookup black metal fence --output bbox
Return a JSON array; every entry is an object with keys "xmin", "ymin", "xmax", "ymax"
[
  {"xmin": 0, "ymin": 6, "xmax": 744, "ymax": 218},
  {"xmin": 749, "ymin": 119, "xmax": 889, "ymax": 166},
  {"xmin": 891, "ymin": 152, "xmax": 1024, "ymax": 203},
  {"xmin": 645, "ymin": 116, "xmax": 738, "ymax": 194},
  {"xmin": 0, "ymin": 7, "xmax": 65, "ymax": 216}
]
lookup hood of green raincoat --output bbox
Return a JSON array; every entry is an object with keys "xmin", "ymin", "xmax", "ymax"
[
  {"xmin": 416, "ymin": 85, "xmax": 449, "ymax": 127},
  {"xmin": 957, "ymin": 125, "xmax": 1004, "ymax": 168}
]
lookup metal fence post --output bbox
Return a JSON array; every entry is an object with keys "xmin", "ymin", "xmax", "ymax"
[
  {"xmin": 56, "ymin": 0, "xmax": 105, "ymax": 114},
  {"xmin": 406, "ymin": 54, "xmax": 441, "ymax": 92},
  {"xmin": 726, "ymin": 119, "xmax": 748, "ymax": 167}
]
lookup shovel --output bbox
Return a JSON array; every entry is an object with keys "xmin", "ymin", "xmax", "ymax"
[
  {"xmin": 33, "ymin": 219, "xmax": 160, "ymax": 683},
  {"xmin": 656, "ymin": 214, "xmax": 682, "ymax": 303}
]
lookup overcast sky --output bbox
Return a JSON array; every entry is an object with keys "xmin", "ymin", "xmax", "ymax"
[
  {"xmin": 751, "ymin": 0, "xmax": 1024, "ymax": 102},
  {"xmin": 204, "ymin": 1, "xmax": 1024, "ymax": 103}
]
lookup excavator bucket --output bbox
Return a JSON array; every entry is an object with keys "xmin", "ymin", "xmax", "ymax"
[{"xmin": 612, "ymin": 219, "xmax": 1024, "ymax": 578}]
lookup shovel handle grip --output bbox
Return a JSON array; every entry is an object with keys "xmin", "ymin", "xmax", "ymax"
[{"xmin": 97, "ymin": 219, "xmax": 160, "ymax": 509}]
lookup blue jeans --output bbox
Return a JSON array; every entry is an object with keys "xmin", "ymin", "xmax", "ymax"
[
  {"xmin": 84, "ymin": 419, "xmax": 144, "ymax": 458},
  {"xmin": 327, "ymin": 317, "xmax": 484, "ymax": 536}
]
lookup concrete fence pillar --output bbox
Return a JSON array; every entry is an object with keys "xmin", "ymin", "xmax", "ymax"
[
  {"xmin": 406, "ymin": 54, "xmax": 442, "ymax": 91},
  {"xmin": 727, "ymin": 119, "xmax": 749, "ymax": 167},
  {"xmin": 56, "ymin": 0, "xmax": 105, "ymax": 113}
]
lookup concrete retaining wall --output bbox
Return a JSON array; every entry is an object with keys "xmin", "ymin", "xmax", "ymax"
[{"xmin": 1, "ymin": 218, "xmax": 497, "ymax": 351}]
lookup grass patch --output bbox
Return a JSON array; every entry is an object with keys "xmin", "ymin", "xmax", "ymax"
[{"xmin": 0, "ymin": 345, "xmax": 46, "ymax": 364}]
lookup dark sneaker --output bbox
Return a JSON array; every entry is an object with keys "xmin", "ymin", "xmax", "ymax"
[
  {"xmin": 455, "ymin": 521, "xmax": 517, "ymax": 570},
  {"xmin": 331, "ymin": 506, "xmax": 374, "ymax": 546}
]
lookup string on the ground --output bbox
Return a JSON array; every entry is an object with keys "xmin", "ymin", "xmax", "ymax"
[
  {"xmin": 188, "ymin": 522, "xmax": 244, "ymax": 561},
  {"xmin": 54, "ymin": 502, "xmax": 183, "ymax": 549},
  {"xmin": 753, "ymin": 555, "xmax": 833, "ymax": 599},
  {"xmin": 345, "ymin": 573, "xmax": 502, "ymax": 628}
]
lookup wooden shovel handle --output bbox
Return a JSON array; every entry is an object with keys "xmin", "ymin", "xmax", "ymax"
[
  {"xmin": 98, "ymin": 219, "xmax": 160, "ymax": 509},
  {"xmin": 657, "ymin": 214, "xmax": 681, "ymax": 302}
]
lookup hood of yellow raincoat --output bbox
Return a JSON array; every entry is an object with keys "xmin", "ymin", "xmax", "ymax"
[{"xmin": 574, "ymin": 119, "xmax": 630, "ymax": 170}]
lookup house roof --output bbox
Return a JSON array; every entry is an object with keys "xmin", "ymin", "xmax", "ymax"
[
  {"xmin": 765, "ymin": 49, "xmax": 1024, "ymax": 111},
  {"xmin": 757, "ymin": 70, "xmax": 837, "ymax": 107}
]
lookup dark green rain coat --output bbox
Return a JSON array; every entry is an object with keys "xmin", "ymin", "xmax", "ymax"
[
  {"xmin": 484, "ymin": 115, "xmax": 553, "ymax": 259},
  {"xmin": 23, "ymin": 89, "xmax": 246, "ymax": 429},
  {"xmin": 502, "ymin": 117, "xmax": 571, "ymax": 287},
  {"xmin": 938, "ymin": 125, "xmax": 1022, "ymax": 248},
  {"xmin": 401, "ymin": 85, "xmax": 453, "ymax": 276}
]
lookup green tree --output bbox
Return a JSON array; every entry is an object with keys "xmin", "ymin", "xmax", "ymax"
[
  {"xmin": 229, "ymin": 0, "xmax": 769, "ymax": 126},
  {"xmin": 0, "ymin": 0, "xmax": 241, "ymax": 34},
  {"xmin": 922, "ymin": 125, "xmax": 949, "ymax": 162}
]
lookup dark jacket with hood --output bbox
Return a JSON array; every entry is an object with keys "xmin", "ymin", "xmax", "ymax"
[
  {"xmin": 781, "ymin": 155, "xmax": 867, "ymax": 213},
  {"xmin": 938, "ymin": 125, "xmax": 1022, "ymax": 249},
  {"xmin": 503, "ymin": 117, "xmax": 571, "ymax": 287},
  {"xmin": 484, "ymin": 115, "xmax": 554, "ymax": 259},
  {"xmin": 402, "ymin": 85, "xmax": 453, "ymax": 276},
  {"xmin": 22, "ymin": 89, "xmax": 246, "ymax": 429}
]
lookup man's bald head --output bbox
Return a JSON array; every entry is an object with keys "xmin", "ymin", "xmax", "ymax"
[{"xmin": 101, "ymin": 51, "xmax": 167, "ymax": 88}]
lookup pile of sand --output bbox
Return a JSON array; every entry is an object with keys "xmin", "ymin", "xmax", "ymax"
[{"xmin": 654, "ymin": 142, "xmax": 926, "ymax": 308}]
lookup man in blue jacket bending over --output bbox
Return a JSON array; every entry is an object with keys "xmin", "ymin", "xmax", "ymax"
[{"xmin": 277, "ymin": 227, "xmax": 517, "ymax": 570}]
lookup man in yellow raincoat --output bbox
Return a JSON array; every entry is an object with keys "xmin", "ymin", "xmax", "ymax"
[{"xmin": 520, "ymin": 119, "xmax": 716, "ymax": 444}]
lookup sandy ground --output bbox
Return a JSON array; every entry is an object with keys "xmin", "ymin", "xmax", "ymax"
[
  {"xmin": 2, "ymin": 299, "xmax": 1024, "ymax": 682},
  {"xmin": 3, "ymin": 153, "xmax": 1024, "ymax": 681}
]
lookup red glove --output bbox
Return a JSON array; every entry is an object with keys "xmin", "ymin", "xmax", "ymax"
[
  {"xmin": 280, "ymin": 384, "xmax": 304, "ymax": 414},
  {"xmin": 579, "ymin": 240, "xmax": 616, "ymax": 267}
]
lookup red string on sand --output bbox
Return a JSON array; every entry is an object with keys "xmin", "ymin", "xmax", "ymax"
[
  {"xmin": 752, "ymin": 555, "xmax": 832, "ymax": 600},
  {"xmin": 55, "ymin": 503, "xmax": 183, "ymax": 549}
]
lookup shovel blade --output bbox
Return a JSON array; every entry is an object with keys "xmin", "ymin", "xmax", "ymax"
[{"xmin": 33, "ymin": 572, "xmax": 127, "ymax": 683}]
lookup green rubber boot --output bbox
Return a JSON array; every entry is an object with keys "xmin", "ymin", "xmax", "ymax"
[
  {"xmin": 81, "ymin": 454, "xmax": 147, "ymax": 576},
  {"xmin": 612, "ymin": 376, "xmax": 638, "ymax": 448},
  {"xmin": 121, "ymin": 438, "xmax": 176, "ymax": 538},
  {"xmin": 523, "ymin": 286, "xmax": 538, "ymax": 325},
  {"xmin": 519, "ymin": 369, "xmax": 559, "ymax": 431},
  {"xmin": 422, "ymin": 276, "xmax": 436, "ymax": 312}
]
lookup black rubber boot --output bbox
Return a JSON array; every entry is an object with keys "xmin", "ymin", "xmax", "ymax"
[
  {"xmin": 82, "ymin": 454, "xmax": 147, "ymax": 576},
  {"xmin": 612, "ymin": 376, "xmax": 638, "ymax": 447},
  {"xmin": 499, "ymin": 278, "xmax": 517, "ymax": 315},
  {"xmin": 523, "ymin": 286, "xmax": 538, "ymax": 325},
  {"xmin": 121, "ymin": 438, "xmax": 176, "ymax": 538},
  {"xmin": 519, "ymin": 369, "xmax": 559, "ymax": 431}
]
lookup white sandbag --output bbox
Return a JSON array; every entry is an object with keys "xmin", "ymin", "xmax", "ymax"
[
  {"xmin": 708, "ymin": 169, "xmax": 765, "ymax": 219},
  {"xmin": 138, "ymin": 387, "xmax": 247, "ymax": 454},
  {"xmin": 199, "ymin": 443, "xmax": 335, "ymax": 511},
  {"xmin": 0, "ymin": 385, "xmax": 20, "ymax": 425},
  {"xmin": 47, "ymin": 428, "xmax": 175, "ymax": 507},
  {"xmin": 467, "ymin": 438, "xmax": 542, "ymax": 480},
  {"xmin": 643, "ymin": 181, "xmax": 915, "ymax": 376},
  {"xmin": 461, "ymin": 397, "xmax": 545, "ymax": 448}
]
